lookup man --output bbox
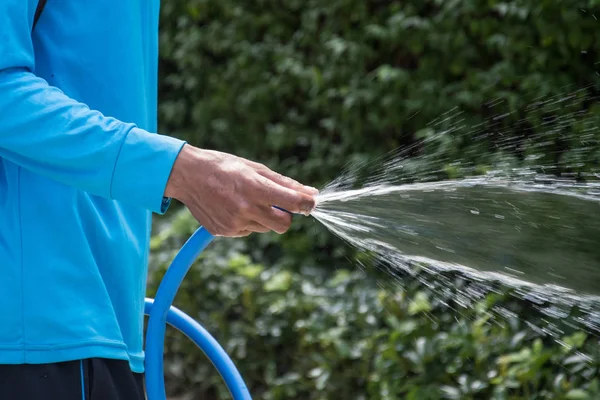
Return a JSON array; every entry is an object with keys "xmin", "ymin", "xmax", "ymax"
[{"xmin": 0, "ymin": 1, "xmax": 318, "ymax": 399}]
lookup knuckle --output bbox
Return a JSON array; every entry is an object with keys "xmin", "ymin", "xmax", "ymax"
[
  {"xmin": 276, "ymin": 226, "xmax": 290, "ymax": 234},
  {"xmin": 237, "ymin": 200, "xmax": 251, "ymax": 215},
  {"xmin": 277, "ymin": 219, "xmax": 292, "ymax": 234},
  {"xmin": 229, "ymin": 213, "xmax": 245, "ymax": 227},
  {"xmin": 220, "ymin": 217, "xmax": 245, "ymax": 236},
  {"xmin": 232, "ymin": 221, "xmax": 245, "ymax": 232}
]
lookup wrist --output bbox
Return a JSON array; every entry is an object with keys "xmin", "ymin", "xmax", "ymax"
[{"xmin": 164, "ymin": 143, "xmax": 195, "ymax": 202}]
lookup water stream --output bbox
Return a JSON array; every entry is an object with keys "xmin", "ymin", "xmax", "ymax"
[
  {"xmin": 309, "ymin": 86, "xmax": 600, "ymax": 337},
  {"xmin": 313, "ymin": 175, "xmax": 600, "ymax": 297}
]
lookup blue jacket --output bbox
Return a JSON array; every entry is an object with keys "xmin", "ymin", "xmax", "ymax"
[{"xmin": 0, "ymin": 0, "xmax": 186, "ymax": 372}]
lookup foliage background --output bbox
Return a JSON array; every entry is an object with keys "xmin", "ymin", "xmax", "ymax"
[{"xmin": 150, "ymin": 0, "xmax": 600, "ymax": 398}]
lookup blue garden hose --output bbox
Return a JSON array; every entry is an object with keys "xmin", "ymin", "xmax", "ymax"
[
  {"xmin": 144, "ymin": 226, "xmax": 252, "ymax": 400},
  {"xmin": 143, "ymin": 206, "xmax": 298, "ymax": 399}
]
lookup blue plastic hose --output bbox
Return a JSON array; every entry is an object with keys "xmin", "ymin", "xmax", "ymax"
[
  {"xmin": 143, "ymin": 298, "xmax": 251, "ymax": 399},
  {"xmin": 144, "ymin": 226, "xmax": 252, "ymax": 400}
]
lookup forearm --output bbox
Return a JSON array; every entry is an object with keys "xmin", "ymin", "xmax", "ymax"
[{"xmin": 0, "ymin": 68, "xmax": 186, "ymax": 213}]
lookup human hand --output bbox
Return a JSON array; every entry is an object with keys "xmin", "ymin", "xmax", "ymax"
[{"xmin": 164, "ymin": 144, "xmax": 318, "ymax": 237}]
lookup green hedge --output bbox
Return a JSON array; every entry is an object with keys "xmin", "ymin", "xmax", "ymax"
[
  {"xmin": 149, "ymin": 210, "xmax": 600, "ymax": 399},
  {"xmin": 157, "ymin": 0, "xmax": 600, "ymax": 271},
  {"xmin": 158, "ymin": 0, "xmax": 600, "ymax": 184},
  {"xmin": 152, "ymin": 0, "xmax": 600, "ymax": 398}
]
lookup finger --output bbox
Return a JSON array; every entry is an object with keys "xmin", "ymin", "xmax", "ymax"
[
  {"xmin": 226, "ymin": 230, "xmax": 253, "ymax": 238},
  {"xmin": 250, "ymin": 206, "xmax": 293, "ymax": 234},
  {"xmin": 244, "ymin": 159, "xmax": 319, "ymax": 196},
  {"xmin": 244, "ymin": 221, "xmax": 271, "ymax": 233},
  {"xmin": 260, "ymin": 170, "xmax": 319, "ymax": 196},
  {"xmin": 257, "ymin": 175, "xmax": 316, "ymax": 215}
]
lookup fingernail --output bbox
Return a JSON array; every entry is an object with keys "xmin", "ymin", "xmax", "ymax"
[
  {"xmin": 308, "ymin": 186, "xmax": 319, "ymax": 195},
  {"xmin": 302, "ymin": 203, "xmax": 316, "ymax": 216}
]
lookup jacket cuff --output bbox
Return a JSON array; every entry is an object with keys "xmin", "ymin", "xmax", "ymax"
[{"xmin": 110, "ymin": 127, "xmax": 186, "ymax": 214}]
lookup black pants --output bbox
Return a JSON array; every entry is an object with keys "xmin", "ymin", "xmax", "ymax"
[{"xmin": 0, "ymin": 358, "xmax": 145, "ymax": 400}]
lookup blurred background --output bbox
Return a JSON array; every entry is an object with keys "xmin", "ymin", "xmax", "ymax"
[{"xmin": 148, "ymin": 1, "xmax": 600, "ymax": 399}]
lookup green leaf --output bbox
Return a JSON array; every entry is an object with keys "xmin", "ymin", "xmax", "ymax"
[
  {"xmin": 408, "ymin": 292, "xmax": 432, "ymax": 315},
  {"xmin": 565, "ymin": 389, "xmax": 590, "ymax": 400},
  {"xmin": 265, "ymin": 271, "xmax": 293, "ymax": 292}
]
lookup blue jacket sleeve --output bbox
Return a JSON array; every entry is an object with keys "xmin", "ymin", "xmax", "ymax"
[{"xmin": 0, "ymin": 0, "xmax": 186, "ymax": 214}]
